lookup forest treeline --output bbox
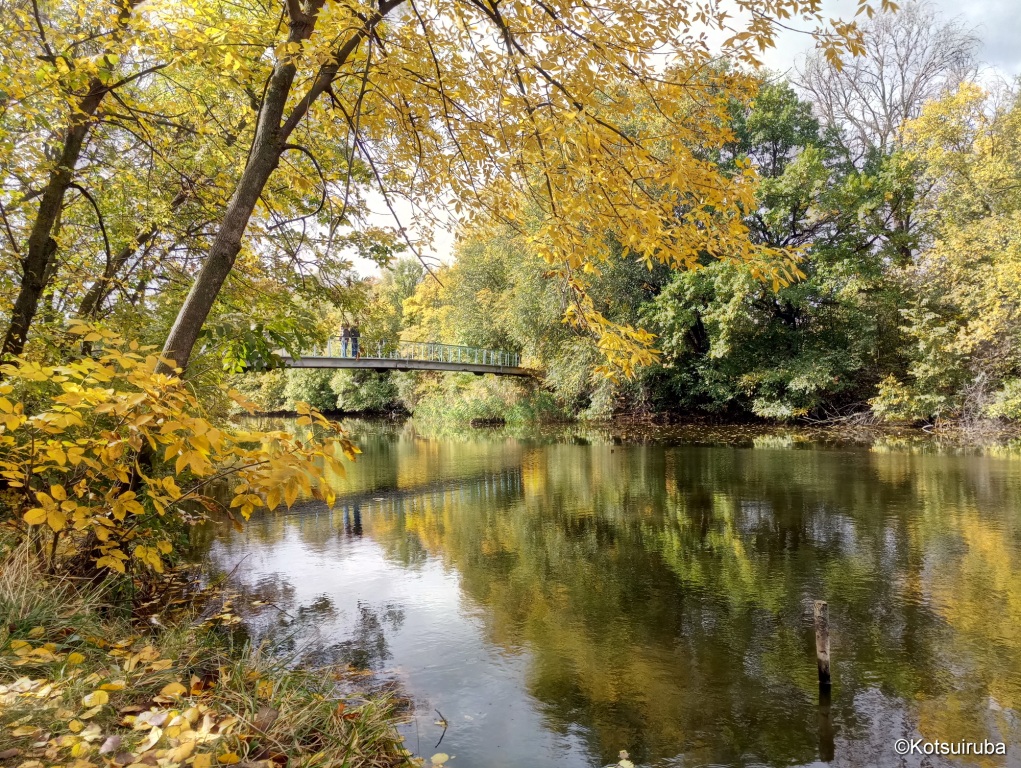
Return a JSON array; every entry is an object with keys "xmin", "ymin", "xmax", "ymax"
[
  {"xmin": 3, "ymin": 0, "xmax": 1011, "ymax": 428},
  {"xmin": 241, "ymin": 5, "xmax": 1021, "ymax": 427},
  {"xmin": 2, "ymin": 0, "xmax": 913, "ymax": 585}
]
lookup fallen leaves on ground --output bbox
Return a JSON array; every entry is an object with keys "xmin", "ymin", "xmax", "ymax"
[{"xmin": 1, "ymin": 637, "xmax": 278, "ymax": 767}]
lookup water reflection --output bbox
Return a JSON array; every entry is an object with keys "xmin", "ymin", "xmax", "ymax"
[{"xmin": 194, "ymin": 422, "xmax": 1021, "ymax": 767}]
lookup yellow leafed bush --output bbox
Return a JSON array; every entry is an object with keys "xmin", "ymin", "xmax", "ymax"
[{"xmin": 0, "ymin": 323, "xmax": 357, "ymax": 576}]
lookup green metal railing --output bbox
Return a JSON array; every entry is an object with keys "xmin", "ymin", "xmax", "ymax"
[{"xmin": 305, "ymin": 339, "xmax": 521, "ymax": 368}]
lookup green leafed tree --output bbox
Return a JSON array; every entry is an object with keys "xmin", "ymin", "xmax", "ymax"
[{"xmin": 872, "ymin": 82, "xmax": 1021, "ymax": 423}]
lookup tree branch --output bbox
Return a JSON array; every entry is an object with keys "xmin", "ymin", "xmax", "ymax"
[
  {"xmin": 102, "ymin": 62, "xmax": 171, "ymax": 94},
  {"xmin": 30, "ymin": 0, "xmax": 56, "ymax": 62},
  {"xmin": 280, "ymin": 0, "xmax": 407, "ymax": 138},
  {"xmin": 68, "ymin": 183, "xmax": 112, "ymax": 270},
  {"xmin": 0, "ymin": 200, "xmax": 21, "ymax": 257},
  {"xmin": 267, "ymin": 144, "xmax": 328, "ymax": 230}
]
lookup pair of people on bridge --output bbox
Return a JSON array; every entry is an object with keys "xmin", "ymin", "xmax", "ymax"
[{"xmin": 340, "ymin": 325, "xmax": 360, "ymax": 358}]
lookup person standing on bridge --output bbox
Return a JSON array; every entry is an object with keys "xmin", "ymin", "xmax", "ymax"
[
  {"xmin": 351, "ymin": 324, "xmax": 360, "ymax": 358},
  {"xmin": 340, "ymin": 325, "xmax": 351, "ymax": 357}
]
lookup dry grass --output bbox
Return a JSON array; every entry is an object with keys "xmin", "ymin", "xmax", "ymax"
[{"xmin": 0, "ymin": 543, "xmax": 411, "ymax": 767}]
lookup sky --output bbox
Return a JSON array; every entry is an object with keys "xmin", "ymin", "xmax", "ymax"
[
  {"xmin": 758, "ymin": 0, "xmax": 1021, "ymax": 77},
  {"xmin": 351, "ymin": 0, "xmax": 1019, "ymax": 278}
]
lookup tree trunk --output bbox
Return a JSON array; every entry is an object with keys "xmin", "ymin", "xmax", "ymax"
[
  {"xmin": 2, "ymin": 0, "xmax": 141, "ymax": 358},
  {"xmin": 159, "ymin": 0, "xmax": 399, "ymax": 373},
  {"xmin": 2, "ymin": 88, "xmax": 105, "ymax": 358},
  {"xmin": 157, "ymin": 34, "xmax": 309, "ymax": 373}
]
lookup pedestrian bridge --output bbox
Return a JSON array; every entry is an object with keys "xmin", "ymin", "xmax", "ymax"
[{"xmin": 279, "ymin": 340, "xmax": 534, "ymax": 377}]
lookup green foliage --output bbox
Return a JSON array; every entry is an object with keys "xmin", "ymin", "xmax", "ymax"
[
  {"xmin": 871, "ymin": 84, "xmax": 1021, "ymax": 423},
  {"xmin": 283, "ymin": 370, "xmax": 337, "ymax": 413},
  {"xmin": 330, "ymin": 370, "xmax": 401, "ymax": 413},
  {"xmin": 405, "ymin": 374, "xmax": 566, "ymax": 425},
  {"xmin": 228, "ymin": 370, "xmax": 288, "ymax": 413},
  {"xmin": 401, "ymin": 224, "xmax": 660, "ymax": 418},
  {"xmin": 423, "ymin": 80, "xmax": 911, "ymax": 423},
  {"xmin": 870, "ymin": 305, "xmax": 970, "ymax": 422},
  {"xmin": 641, "ymin": 249, "xmax": 896, "ymax": 420},
  {"xmin": 409, "ymin": 375, "xmax": 509, "ymax": 423},
  {"xmin": 986, "ymin": 380, "xmax": 1021, "ymax": 421},
  {"xmin": 201, "ymin": 314, "xmax": 322, "ymax": 374}
]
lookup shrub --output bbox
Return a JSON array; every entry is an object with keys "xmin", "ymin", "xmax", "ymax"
[
  {"xmin": 330, "ymin": 370, "xmax": 401, "ymax": 412},
  {"xmin": 229, "ymin": 369, "xmax": 289, "ymax": 412},
  {"xmin": 283, "ymin": 369, "xmax": 337, "ymax": 412},
  {"xmin": 0, "ymin": 323, "xmax": 357, "ymax": 579}
]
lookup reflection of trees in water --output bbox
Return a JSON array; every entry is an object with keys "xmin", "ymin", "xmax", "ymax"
[
  {"xmin": 248, "ymin": 576, "xmax": 297, "ymax": 606},
  {"xmin": 208, "ymin": 575, "xmax": 406, "ymax": 674},
  {"xmin": 226, "ymin": 586, "xmax": 337, "ymax": 659},
  {"xmin": 196, "ymin": 427, "xmax": 1021, "ymax": 766},
  {"xmin": 188, "ymin": 423, "xmax": 527, "ymax": 560},
  {"xmin": 305, "ymin": 602, "xmax": 406, "ymax": 670},
  {"xmin": 362, "ymin": 443, "xmax": 1021, "ymax": 765}
]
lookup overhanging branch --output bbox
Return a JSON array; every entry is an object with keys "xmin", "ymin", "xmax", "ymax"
[{"xmin": 68, "ymin": 183, "xmax": 112, "ymax": 271}]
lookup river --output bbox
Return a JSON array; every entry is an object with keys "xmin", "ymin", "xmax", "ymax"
[{"xmin": 191, "ymin": 419, "xmax": 1021, "ymax": 767}]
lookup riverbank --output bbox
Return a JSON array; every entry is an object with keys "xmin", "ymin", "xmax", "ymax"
[
  {"xmin": 0, "ymin": 544, "xmax": 409, "ymax": 768},
  {"xmin": 579, "ymin": 411, "xmax": 1021, "ymax": 447},
  {"xmin": 235, "ymin": 364, "xmax": 1021, "ymax": 440},
  {"xmin": 248, "ymin": 408, "xmax": 1021, "ymax": 454}
]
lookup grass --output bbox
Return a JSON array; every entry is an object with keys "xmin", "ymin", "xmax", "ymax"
[{"xmin": 0, "ymin": 544, "xmax": 411, "ymax": 768}]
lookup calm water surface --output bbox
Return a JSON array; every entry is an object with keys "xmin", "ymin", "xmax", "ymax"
[{"xmin": 192, "ymin": 421, "xmax": 1021, "ymax": 767}]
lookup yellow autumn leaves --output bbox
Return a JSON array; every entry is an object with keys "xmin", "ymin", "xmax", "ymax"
[
  {"xmin": 1, "ymin": 322, "xmax": 357, "ymax": 576},
  {"xmin": 1, "ymin": 627, "xmax": 401, "ymax": 767},
  {"xmin": 82, "ymin": 690, "xmax": 109, "ymax": 708},
  {"xmin": 3, "ymin": 628, "xmax": 246, "ymax": 766},
  {"xmin": 871, "ymin": 83, "xmax": 1021, "ymax": 420}
]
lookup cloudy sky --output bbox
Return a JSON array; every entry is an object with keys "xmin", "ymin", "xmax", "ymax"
[
  {"xmin": 352, "ymin": 0, "xmax": 1018, "ymax": 276},
  {"xmin": 760, "ymin": 0, "xmax": 1021, "ymax": 76},
  {"xmin": 908, "ymin": 0, "xmax": 1020, "ymax": 74}
]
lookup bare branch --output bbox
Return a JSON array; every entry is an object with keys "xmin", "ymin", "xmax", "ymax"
[
  {"xmin": 68, "ymin": 183, "xmax": 112, "ymax": 271},
  {"xmin": 30, "ymin": 0, "xmax": 56, "ymax": 62},
  {"xmin": 0, "ymin": 200, "xmax": 21, "ymax": 257},
  {"xmin": 102, "ymin": 63, "xmax": 171, "ymax": 94},
  {"xmin": 280, "ymin": 0, "xmax": 407, "ymax": 138},
  {"xmin": 797, "ymin": 3, "xmax": 979, "ymax": 158},
  {"xmin": 267, "ymin": 144, "xmax": 328, "ymax": 230}
]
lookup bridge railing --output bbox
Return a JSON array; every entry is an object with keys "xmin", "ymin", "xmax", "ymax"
[{"xmin": 308, "ymin": 339, "xmax": 521, "ymax": 368}]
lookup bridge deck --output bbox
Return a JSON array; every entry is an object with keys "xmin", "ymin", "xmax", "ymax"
[
  {"xmin": 280, "ymin": 355, "xmax": 534, "ymax": 377},
  {"xmin": 279, "ymin": 340, "xmax": 535, "ymax": 377}
]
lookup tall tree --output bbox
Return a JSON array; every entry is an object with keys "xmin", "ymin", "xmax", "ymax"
[
  {"xmin": 154, "ymin": 0, "xmax": 888, "ymax": 375},
  {"xmin": 797, "ymin": 2, "xmax": 979, "ymax": 161},
  {"xmin": 872, "ymin": 83, "xmax": 1021, "ymax": 422},
  {"xmin": 641, "ymin": 81, "xmax": 910, "ymax": 419},
  {"xmin": 1, "ymin": 0, "xmax": 386, "ymax": 363},
  {"xmin": 796, "ymin": 3, "xmax": 980, "ymax": 269},
  {"xmin": 1, "ymin": 0, "xmax": 153, "ymax": 356}
]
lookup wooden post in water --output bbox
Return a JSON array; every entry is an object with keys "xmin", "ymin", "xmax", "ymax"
[
  {"xmin": 814, "ymin": 600, "xmax": 831, "ymax": 689},
  {"xmin": 818, "ymin": 685, "xmax": 835, "ymax": 761}
]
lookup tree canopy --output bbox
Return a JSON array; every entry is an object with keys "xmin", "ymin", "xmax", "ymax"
[{"xmin": 1, "ymin": 0, "xmax": 894, "ymax": 375}]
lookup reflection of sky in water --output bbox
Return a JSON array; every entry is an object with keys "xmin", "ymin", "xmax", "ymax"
[
  {"xmin": 200, "ymin": 426, "xmax": 1021, "ymax": 768},
  {"xmin": 208, "ymin": 525, "xmax": 595, "ymax": 767}
]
